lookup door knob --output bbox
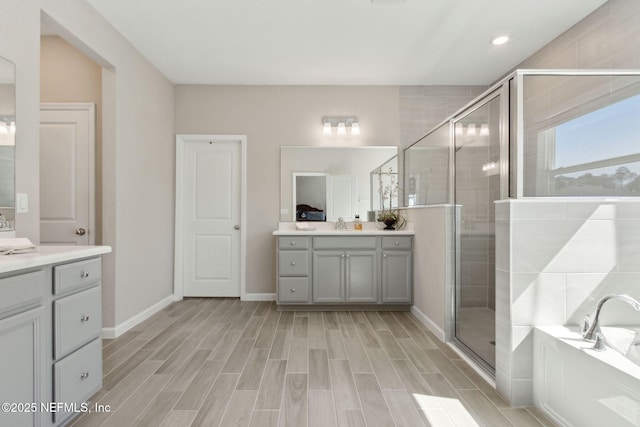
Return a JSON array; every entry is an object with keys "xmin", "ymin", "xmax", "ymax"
[
  {"xmin": 75, "ymin": 228, "xmax": 86, "ymax": 236},
  {"xmin": 234, "ymin": 225, "xmax": 240, "ymax": 230}
]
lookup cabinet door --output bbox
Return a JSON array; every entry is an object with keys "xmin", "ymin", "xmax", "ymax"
[
  {"xmin": 381, "ymin": 251, "xmax": 412, "ymax": 303},
  {"xmin": 0, "ymin": 306, "xmax": 47, "ymax": 427},
  {"xmin": 312, "ymin": 251, "xmax": 344, "ymax": 302},
  {"xmin": 346, "ymin": 251, "xmax": 378, "ymax": 303}
]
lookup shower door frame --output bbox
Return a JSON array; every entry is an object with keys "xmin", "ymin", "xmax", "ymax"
[{"xmin": 449, "ymin": 84, "xmax": 510, "ymax": 376}]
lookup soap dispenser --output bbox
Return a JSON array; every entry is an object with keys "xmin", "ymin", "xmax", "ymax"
[{"xmin": 354, "ymin": 214, "xmax": 362, "ymax": 231}]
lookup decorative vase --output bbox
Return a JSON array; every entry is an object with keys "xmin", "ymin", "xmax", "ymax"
[{"xmin": 383, "ymin": 219, "xmax": 396, "ymax": 230}]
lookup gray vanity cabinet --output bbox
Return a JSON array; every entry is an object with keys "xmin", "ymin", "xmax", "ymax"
[
  {"xmin": 0, "ymin": 270, "xmax": 49, "ymax": 427},
  {"xmin": 277, "ymin": 234, "xmax": 411, "ymax": 306},
  {"xmin": 381, "ymin": 236, "xmax": 413, "ymax": 303}
]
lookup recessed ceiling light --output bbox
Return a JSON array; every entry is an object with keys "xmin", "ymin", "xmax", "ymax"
[{"xmin": 491, "ymin": 36, "xmax": 510, "ymax": 46}]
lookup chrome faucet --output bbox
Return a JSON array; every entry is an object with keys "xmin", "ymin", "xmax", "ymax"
[
  {"xmin": 582, "ymin": 294, "xmax": 640, "ymax": 341},
  {"xmin": 335, "ymin": 217, "xmax": 347, "ymax": 231}
]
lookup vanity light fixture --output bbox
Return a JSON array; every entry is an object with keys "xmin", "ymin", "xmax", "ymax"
[
  {"xmin": 455, "ymin": 123, "xmax": 463, "ymax": 136},
  {"xmin": 0, "ymin": 118, "xmax": 15, "ymax": 135},
  {"xmin": 480, "ymin": 123, "xmax": 490, "ymax": 136},
  {"xmin": 466, "ymin": 123, "xmax": 476, "ymax": 136},
  {"xmin": 322, "ymin": 116, "xmax": 360, "ymax": 136}
]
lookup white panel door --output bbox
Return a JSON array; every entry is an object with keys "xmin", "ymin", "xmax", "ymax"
[
  {"xmin": 183, "ymin": 139, "xmax": 241, "ymax": 296},
  {"xmin": 40, "ymin": 104, "xmax": 95, "ymax": 245},
  {"xmin": 326, "ymin": 175, "xmax": 357, "ymax": 221}
]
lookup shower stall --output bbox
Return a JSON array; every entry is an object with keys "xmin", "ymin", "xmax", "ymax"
[{"xmin": 403, "ymin": 69, "xmax": 640, "ymax": 377}]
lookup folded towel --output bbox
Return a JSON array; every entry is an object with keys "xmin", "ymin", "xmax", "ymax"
[
  {"xmin": 0, "ymin": 238, "xmax": 38, "ymax": 255},
  {"xmin": 295, "ymin": 223, "xmax": 316, "ymax": 231}
]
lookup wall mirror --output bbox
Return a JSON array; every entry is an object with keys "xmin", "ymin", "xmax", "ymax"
[
  {"xmin": 0, "ymin": 56, "xmax": 16, "ymax": 229},
  {"xmin": 280, "ymin": 146, "xmax": 397, "ymax": 222}
]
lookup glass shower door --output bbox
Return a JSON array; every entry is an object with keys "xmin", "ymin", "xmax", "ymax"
[{"xmin": 453, "ymin": 92, "xmax": 503, "ymax": 372}]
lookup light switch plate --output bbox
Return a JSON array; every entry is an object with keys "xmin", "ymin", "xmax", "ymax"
[{"xmin": 16, "ymin": 193, "xmax": 28, "ymax": 213}]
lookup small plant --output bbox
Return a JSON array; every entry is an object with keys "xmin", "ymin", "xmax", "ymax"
[{"xmin": 376, "ymin": 167, "xmax": 405, "ymax": 229}]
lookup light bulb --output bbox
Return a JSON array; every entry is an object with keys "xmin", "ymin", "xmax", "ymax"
[
  {"xmin": 466, "ymin": 123, "xmax": 476, "ymax": 136},
  {"xmin": 480, "ymin": 123, "xmax": 489, "ymax": 136},
  {"xmin": 337, "ymin": 122, "xmax": 346, "ymax": 136},
  {"xmin": 455, "ymin": 123, "xmax": 463, "ymax": 136},
  {"xmin": 350, "ymin": 122, "xmax": 360, "ymax": 135},
  {"xmin": 323, "ymin": 122, "xmax": 332, "ymax": 136}
]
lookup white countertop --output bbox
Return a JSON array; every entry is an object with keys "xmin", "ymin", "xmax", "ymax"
[
  {"xmin": 273, "ymin": 222, "xmax": 415, "ymax": 236},
  {"xmin": 0, "ymin": 245, "xmax": 112, "ymax": 274}
]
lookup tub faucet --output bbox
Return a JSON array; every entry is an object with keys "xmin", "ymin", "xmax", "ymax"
[{"xmin": 583, "ymin": 294, "xmax": 640, "ymax": 341}]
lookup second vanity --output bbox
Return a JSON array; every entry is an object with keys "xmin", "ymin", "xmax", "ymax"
[{"xmin": 273, "ymin": 223, "xmax": 414, "ymax": 309}]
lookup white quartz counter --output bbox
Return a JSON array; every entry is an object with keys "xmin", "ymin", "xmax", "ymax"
[
  {"xmin": 272, "ymin": 222, "xmax": 414, "ymax": 236},
  {"xmin": 0, "ymin": 245, "xmax": 112, "ymax": 274}
]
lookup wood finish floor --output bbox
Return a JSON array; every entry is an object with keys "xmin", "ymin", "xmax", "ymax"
[{"xmin": 69, "ymin": 298, "xmax": 556, "ymax": 427}]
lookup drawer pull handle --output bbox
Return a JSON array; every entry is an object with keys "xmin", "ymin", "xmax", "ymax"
[
  {"xmin": 290, "ymin": 288, "xmax": 296, "ymax": 293},
  {"xmin": 383, "ymin": 254, "xmax": 387, "ymax": 258},
  {"xmin": 80, "ymin": 372, "xmax": 90, "ymax": 380},
  {"xmin": 394, "ymin": 241, "xmax": 400, "ymax": 245},
  {"xmin": 81, "ymin": 271, "xmax": 90, "ymax": 278},
  {"xmin": 80, "ymin": 315, "xmax": 90, "ymax": 322},
  {"xmin": 290, "ymin": 241, "xmax": 296, "ymax": 245},
  {"xmin": 290, "ymin": 261, "xmax": 296, "ymax": 266},
  {"xmin": 346, "ymin": 254, "xmax": 350, "ymax": 258}
]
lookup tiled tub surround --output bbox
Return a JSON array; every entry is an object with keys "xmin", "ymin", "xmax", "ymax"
[{"xmin": 495, "ymin": 199, "xmax": 640, "ymax": 407}]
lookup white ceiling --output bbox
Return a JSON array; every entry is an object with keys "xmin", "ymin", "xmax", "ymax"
[{"xmin": 85, "ymin": 0, "xmax": 607, "ymax": 86}]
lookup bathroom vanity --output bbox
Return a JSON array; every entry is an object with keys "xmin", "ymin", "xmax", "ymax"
[
  {"xmin": 273, "ymin": 223, "xmax": 413, "ymax": 308},
  {"xmin": 0, "ymin": 245, "xmax": 111, "ymax": 427}
]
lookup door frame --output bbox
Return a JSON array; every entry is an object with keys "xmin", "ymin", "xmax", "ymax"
[
  {"xmin": 174, "ymin": 134, "xmax": 247, "ymax": 300},
  {"xmin": 40, "ymin": 102, "xmax": 96, "ymax": 245}
]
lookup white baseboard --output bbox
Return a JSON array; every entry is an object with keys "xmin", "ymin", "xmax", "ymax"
[
  {"xmin": 242, "ymin": 293, "xmax": 276, "ymax": 301},
  {"xmin": 102, "ymin": 294, "xmax": 178, "ymax": 339},
  {"xmin": 410, "ymin": 305, "xmax": 445, "ymax": 342}
]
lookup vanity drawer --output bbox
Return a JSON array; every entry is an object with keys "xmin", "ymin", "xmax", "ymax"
[
  {"xmin": 54, "ymin": 286, "xmax": 102, "ymax": 359},
  {"xmin": 54, "ymin": 257, "xmax": 102, "ymax": 294},
  {"xmin": 278, "ymin": 237, "xmax": 309, "ymax": 250},
  {"xmin": 278, "ymin": 277, "xmax": 309, "ymax": 303},
  {"xmin": 382, "ymin": 236, "xmax": 412, "ymax": 250},
  {"xmin": 313, "ymin": 236, "xmax": 377, "ymax": 250},
  {"xmin": 53, "ymin": 338, "xmax": 102, "ymax": 422},
  {"xmin": 278, "ymin": 251, "xmax": 309, "ymax": 276},
  {"xmin": 0, "ymin": 269, "xmax": 47, "ymax": 317}
]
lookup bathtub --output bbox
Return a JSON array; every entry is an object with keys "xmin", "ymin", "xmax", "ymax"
[{"xmin": 534, "ymin": 326, "xmax": 640, "ymax": 427}]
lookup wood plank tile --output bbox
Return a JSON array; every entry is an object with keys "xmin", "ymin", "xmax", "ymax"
[
  {"xmin": 278, "ymin": 311, "xmax": 295, "ymax": 330},
  {"xmin": 392, "ymin": 312, "xmax": 439, "ymax": 349},
  {"xmin": 323, "ymin": 312, "xmax": 340, "ymax": 330},
  {"xmin": 269, "ymin": 330, "xmax": 292, "ymax": 359},
  {"xmin": 237, "ymin": 348, "xmax": 270, "ymax": 390},
  {"xmin": 101, "ymin": 373, "xmax": 172, "ymax": 427},
  {"xmin": 452, "ymin": 359, "xmax": 509, "ymax": 407},
  {"xmin": 329, "ymin": 359, "xmax": 360, "ymax": 411},
  {"xmin": 190, "ymin": 373, "xmax": 240, "ymax": 427},
  {"xmin": 159, "ymin": 410, "xmax": 197, "ymax": 427},
  {"xmin": 308, "ymin": 349, "xmax": 331, "ymax": 390},
  {"xmin": 292, "ymin": 316, "xmax": 308, "ymax": 339},
  {"xmin": 102, "ymin": 349, "xmax": 153, "ymax": 391},
  {"xmin": 337, "ymin": 312, "xmax": 357, "ymax": 339},
  {"xmin": 384, "ymin": 390, "xmax": 427, "ymax": 427},
  {"xmin": 280, "ymin": 373, "xmax": 308, "ymax": 427},
  {"xmin": 375, "ymin": 330, "xmax": 408, "ymax": 360},
  {"xmin": 397, "ymin": 338, "xmax": 438, "ymax": 373},
  {"xmin": 326, "ymin": 329, "xmax": 347, "ymax": 359},
  {"xmin": 264, "ymin": 305, "xmax": 282, "ymax": 323},
  {"xmin": 424, "ymin": 349, "xmax": 474, "ymax": 389},
  {"xmin": 252, "ymin": 301, "xmax": 271, "ymax": 317},
  {"xmin": 242, "ymin": 316, "xmax": 266, "ymax": 339},
  {"xmin": 364, "ymin": 312, "xmax": 386, "ymax": 330},
  {"xmin": 457, "ymin": 389, "xmax": 513, "ymax": 427},
  {"xmin": 353, "ymin": 373, "xmax": 395, "ymax": 427},
  {"xmin": 155, "ymin": 339, "xmax": 199, "ymax": 374},
  {"xmin": 149, "ymin": 332, "xmax": 187, "ymax": 361},
  {"xmin": 255, "ymin": 321, "xmax": 278, "ymax": 348},
  {"xmin": 308, "ymin": 316, "xmax": 327, "ymax": 349},
  {"xmin": 349, "ymin": 312, "xmax": 367, "ymax": 323},
  {"xmin": 198, "ymin": 322, "xmax": 231, "ymax": 350},
  {"xmin": 141, "ymin": 323, "xmax": 183, "ymax": 351},
  {"xmin": 249, "ymin": 411, "xmax": 280, "ymax": 427},
  {"xmin": 102, "ymin": 339, "xmax": 149, "ymax": 376},
  {"xmin": 377, "ymin": 311, "xmax": 410, "ymax": 338},
  {"xmin": 344, "ymin": 339, "xmax": 373, "ymax": 373},
  {"xmin": 392, "ymin": 359, "xmax": 433, "ymax": 395},
  {"xmin": 132, "ymin": 390, "xmax": 181, "ymax": 427},
  {"xmin": 525, "ymin": 406, "xmax": 559, "ymax": 427},
  {"xmin": 102, "ymin": 330, "xmax": 142, "ymax": 359},
  {"xmin": 174, "ymin": 360, "xmax": 224, "ymax": 410},
  {"xmin": 220, "ymin": 390, "xmax": 258, "ymax": 427},
  {"xmin": 255, "ymin": 360, "xmax": 288, "ymax": 410},
  {"xmin": 308, "ymin": 390, "xmax": 337, "ymax": 427},
  {"xmin": 354, "ymin": 322, "xmax": 381, "ymax": 348},
  {"xmin": 287, "ymin": 338, "xmax": 309, "ymax": 373},
  {"xmin": 222, "ymin": 338, "xmax": 256, "ymax": 373},
  {"xmin": 208, "ymin": 329, "xmax": 242, "ymax": 361},
  {"xmin": 364, "ymin": 347, "xmax": 404, "ymax": 390},
  {"xmin": 500, "ymin": 408, "xmax": 546, "ymax": 427},
  {"xmin": 336, "ymin": 410, "xmax": 366, "ymax": 427},
  {"xmin": 421, "ymin": 373, "xmax": 458, "ymax": 398},
  {"xmin": 163, "ymin": 349, "xmax": 211, "ymax": 392}
]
